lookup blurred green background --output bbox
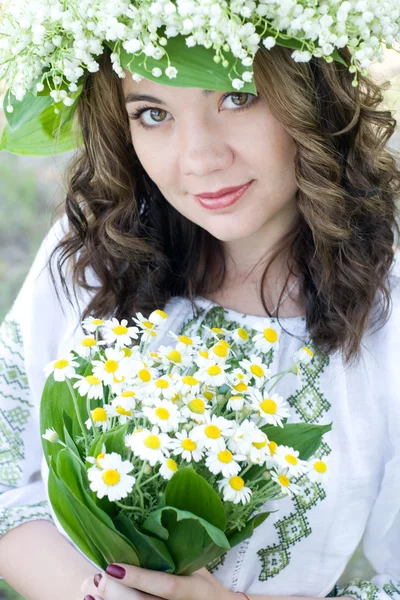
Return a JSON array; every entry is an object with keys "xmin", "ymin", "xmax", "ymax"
[{"xmin": 0, "ymin": 50, "xmax": 399, "ymax": 599}]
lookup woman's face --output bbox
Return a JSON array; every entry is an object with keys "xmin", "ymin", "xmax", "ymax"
[{"xmin": 122, "ymin": 73, "xmax": 299, "ymax": 244}]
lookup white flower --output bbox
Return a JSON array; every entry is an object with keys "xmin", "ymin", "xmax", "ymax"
[
  {"xmin": 239, "ymin": 355, "xmax": 271, "ymax": 388},
  {"xmin": 227, "ymin": 420, "xmax": 262, "ymax": 455},
  {"xmin": 251, "ymin": 319, "xmax": 280, "ymax": 353},
  {"xmin": 205, "ymin": 449, "xmax": 247, "ymax": 478},
  {"xmin": 92, "ymin": 347, "xmax": 128, "ymax": 385},
  {"xmin": 175, "ymin": 374, "xmax": 201, "ymax": 395},
  {"xmin": 159, "ymin": 457, "xmax": 178, "ymax": 480},
  {"xmin": 44, "ymin": 353, "xmax": 79, "ymax": 382},
  {"xmin": 232, "ymin": 327, "xmax": 250, "ymax": 345},
  {"xmin": 42, "ymin": 428, "xmax": 59, "ymax": 443},
  {"xmin": 191, "ymin": 414, "xmax": 234, "ymax": 452},
  {"xmin": 126, "ymin": 426, "xmax": 171, "ymax": 466},
  {"xmin": 218, "ymin": 476, "xmax": 252, "ymax": 504},
  {"xmin": 149, "ymin": 309, "xmax": 168, "ymax": 326},
  {"xmin": 82, "ymin": 316, "xmax": 104, "ymax": 333},
  {"xmin": 102, "ymin": 318, "xmax": 139, "ymax": 347},
  {"xmin": 196, "ymin": 360, "xmax": 228, "ymax": 387},
  {"xmin": 274, "ymin": 445, "xmax": 309, "ymax": 477},
  {"xmin": 308, "ymin": 457, "xmax": 329, "ymax": 483},
  {"xmin": 86, "ymin": 444, "xmax": 107, "ymax": 468},
  {"xmin": 249, "ymin": 390, "xmax": 291, "ymax": 428},
  {"xmin": 293, "ymin": 346, "xmax": 314, "ymax": 366},
  {"xmin": 75, "ymin": 335, "xmax": 104, "ymax": 358},
  {"xmin": 271, "ymin": 469, "xmax": 302, "ymax": 497},
  {"xmin": 169, "ymin": 430, "xmax": 204, "ymax": 462},
  {"xmin": 247, "ymin": 431, "xmax": 273, "ymax": 465},
  {"xmin": 146, "ymin": 375, "xmax": 178, "ymax": 400},
  {"xmin": 88, "ymin": 452, "xmax": 135, "ymax": 501},
  {"xmin": 181, "ymin": 395, "xmax": 210, "ymax": 424},
  {"xmin": 85, "ymin": 404, "xmax": 116, "ymax": 432},
  {"xmin": 142, "ymin": 399, "xmax": 183, "ymax": 433},
  {"xmin": 226, "ymin": 395, "xmax": 245, "ymax": 411},
  {"xmin": 111, "ymin": 394, "xmax": 136, "ymax": 424},
  {"xmin": 73, "ymin": 374, "xmax": 104, "ymax": 400}
]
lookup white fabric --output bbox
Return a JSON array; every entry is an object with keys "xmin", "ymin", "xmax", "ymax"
[{"xmin": 0, "ymin": 218, "xmax": 399, "ymax": 599}]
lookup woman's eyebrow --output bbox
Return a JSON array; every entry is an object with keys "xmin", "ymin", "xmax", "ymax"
[{"xmin": 125, "ymin": 89, "xmax": 216, "ymax": 105}]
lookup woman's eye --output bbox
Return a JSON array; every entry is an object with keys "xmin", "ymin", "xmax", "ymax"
[{"xmin": 129, "ymin": 92, "xmax": 257, "ymax": 129}]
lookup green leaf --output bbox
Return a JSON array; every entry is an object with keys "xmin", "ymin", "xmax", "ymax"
[
  {"xmin": 3, "ymin": 92, "xmax": 53, "ymax": 132},
  {"xmin": 89, "ymin": 422, "xmax": 130, "ymax": 460},
  {"xmin": 114, "ymin": 513, "xmax": 175, "ymax": 572},
  {"xmin": 262, "ymin": 422, "xmax": 332, "ymax": 461},
  {"xmin": 107, "ymin": 35, "xmax": 257, "ymax": 95},
  {"xmin": 227, "ymin": 511, "xmax": 272, "ymax": 548},
  {"xmin": 142, "ymin": 506, "xmax": 230, "ymax": 575},
  {"xmin": 165, "ymin": 467, "xmax": 226, "ymax": 530}
]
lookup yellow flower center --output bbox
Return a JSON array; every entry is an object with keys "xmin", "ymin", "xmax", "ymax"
[
  {"xmin": 314, "ymin": 460, "xmax": 327, "ymax": 473},
  {"xmin": 182, "ymin": 438, "xmax": 197, "ymax": 451},
  {"xmin": 116, "ymin": 406, "xmax": 132, "ymax": 416},
  {"xmin": 85, "ymin": 375, "xmax": 101, "ymax": 385},
  {"xmin": 155, "ymin": 407, "xmax": 170, "ymax": 420},
  {"xmin": 102, "ymin": 469, "xmax": 120, "ymax": 486},
  {"xmin": 167, "ymin": 350, "xmax": 182, "ymax": 363},
  {"xmin": 204, "ymin": 391, "xmax": 213, "ymax": 401},
  {"xmin": 122, "ymin": 347, "xmax": 132, "ymax": 357},
  {"xmin": 252, "ymin": 437, "xmax": 267, "ymax": 449},
  {"xmin": 154, "ymin": 309, "xmax": 168, "ymax": 319},
  {"xmin": 207, "ymin": 365, "xmax": 222, "ymax": 376},
  {"xmin": 212, "ymin": 344, "xmax": 228, "ymax": 358},
  {"xmin": 235, "ymin": 382, "xmax": 248, "ymax": 392},
  {"xmin": 303, "ymin": 346, "xmax": 314, "ymax": 356},
  {"xmin": 218, "ymin": 449, "xmax": 233, "ymax": 464},
  {"xmin": 166, "ymin": 458, "xmax": 178, "ymax": 472},
  {"xmin": 171, "ymin": 393, "xmax": 180, "ymax": 403},
  {"xmin": 269, "ymin": 441, "xmax": 278, "ymax": 455},
  {"xmin": 113, "ymin": 375, "xmax": 125, "ymax": 383},
  {"xmin": 178, "ymin": 335, "xmax": 193, "ymax": 345},
  {"xmin": 229, "ymin": 476, "xmax": 245, "ymax": 491},
  {"xmin": 237, "ymin": 328, "xmax": 249, "ymax": 340},
  {"xmin": 92, "ymin": 319, "xmax": 103, "ymax": 325},
  {"xmin": 138, "ymin": 369, "xmax": 151, "ymax": 382},
  {"xmin": 250, "ymin": 365, "xmax": 264, "ymax": 378},
  {"xmin": 142, "ymin": 320, "xmax": 153, "ymax": 329},
  {"xmin": 144, "ymin": 435, "xmax": 161, "ymax": 449},
  {"xmin": 264, "ymin": 328, "xmax": 278, "ymax": 343},
  {"xmin": 187, "ymin": 398, "xmax": 205, "ymax": 414},
  {"xmin": 96, "ymin": 452, "xmax": 105, "ymax": 468},
  {"xmin": 278, "ymin": 473, "xmax": 290, "ymax": 487},
  {"xmin": 229, "ymin": 395, "xmax": 243, "ymax": 404},
  {"xmin": 104, "ymin": 359, "xmax": 119, "ymax": 373},
  {"xmin": 121, "ymin": 391, "xmax": 135, "ymax": 397},
  {"xmin": 54, "ymin": 359, "xmax": 69, "ymax": 369},
  {"xmin": 182, "ymin": 376, "xmax": 199, "ymax": 387},
  {"xmin": 259, "ymin": 399, "xmax": 277, "ymax": 414},
  {"xmin": 204, "ymin": 425, "xmax": 221, "ymax": 439},
  {"xmin": 285, "ymin": 454, "xmax": 298, "ymax": 465},
  {"xmin": 92, "ymin": 407, "xmax": 107, "ymax": 422},
  {"xmin": 212, "ymin": 328, "xmax": 224, "ymax": 334},
  {"xmin": 113, "ymin": 325, "xmax": 128, "ymax": 335},
  {"xmin": 150, "ymin": 352, "xmax": 160, "ymax": 359},
  {"xmin": 200, "ymin": 350, "xmax": 209, "ymax": 358},
  {"xmin": 82, "ymin": 337, "xmax": 97, "ymax": 347},
  {"xmin": 155, "ymin": 378, "xmax": 169, "ymax": 388}
]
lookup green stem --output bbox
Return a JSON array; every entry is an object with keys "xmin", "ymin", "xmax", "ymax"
[
  {"xmin": 114, "ymin": 500, "xmax": 146, "ymax": 513},
  {"xmin": 66, "ymin": 379, "xmax": 89, "ymax": 451},
  {"xmin": 267, "ymin": 369, "xmax": 292, "ymax": 393},
  {"xmin": 141, "ymin": 472, "xmax": 161, "ymax": 487}
]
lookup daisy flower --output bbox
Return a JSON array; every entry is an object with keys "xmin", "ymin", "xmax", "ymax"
[
  {"xmin": 126, "ymin": 426, "xmax": 171, "ymax": 466},
  {"xmin": 133, "ymin": 312, "xmax": 158, "ymax": 341},
  {"xmin": 226, "ymin": 395, "xmax": 245, "ymax": 411},
  {"xmin": 169, "ymin": 430, "xmax": 204, "ymax": 462},
  {"xmin": 85, "ymin": 404, "xmax": 116, "ymax": 432},
  {"xmin": 191, "ymin": 414, "xmax": 234, "ymax": 452},
  {"xmin": 293, "ymin": 346, "xmax": 314, "ymax": 366},
  {"xmin": 142, "ymin": 399, "xmax": 183, "ymax": 433},
  {"xmin": 82, "ymin": 316, "xmax": 104, "ymax": 334},
  {"xmin": 308, "ymin": 458, "xmax": 329, "ymax": 483},
  {"xmin": 274, "ymin": 445, "xmax": 309, "ymax": 478},
  {"xmin": 251, "ymin": 319, "xmax": 280, "ymax": 353},
  {"xmin": 92, "ymin": 347, "xmax": 127, "ymax": 386},
  {"xmin": 169, "ymin": 332, "xmax": 202, "ymax": 353},
  {"xmin": 239, "ymin": 355, "xmax": 271, "ymax": 388},
  {"xmin": 249, "ymin": 390, "xmax": 291, "ymax": 428},
  {"xmin": 196, "ymin": 360, "xmax": 228, "ymax": 387},
  {"xmin": 149, "ymin": 309, "xmax": 168, "ymax": 326},
  {"xmin": 146, "ymin": 376, "xmax": 178, "ymax": 400},
  {"xmin": 42, "ymin": 428, "xmax": 59, "ymax": 443},
  {"xmin": 232, "ymin": 327, "xmax": 250, "ymax": 345},
  {"xmin": 111, "ymin": 395, "xmax": 136, "ymax": 424},
  {"xmin": 209, "ymin": 341, "xmax": 231, "ymax": 363},
  {"xmin": 181, "ymin": 395, "xmax": 210, "ymax": 424},
  {"xmin": 205, "ymin": 449, "xmax": 247, "ymax": 478},
  {"xmin": 75, "ymin": 335, "xmax": 105, "ymax": 358},
  {"xmin": 247, "ymin": 431, "xmax": 273, "ymax": 465},
  {"xmin": 157, "ymin": 345, "xmax": 192, "ymax": 369},
  {"xmin": 175, "ymin": 375, "xmax": 201, "ymax": 396},
  {"xmin": 86, "ymin": 444, "xmax": 107, "ymax": 469},
  {"xmin": 159, "ymin": 457, "xmax": 178, "ymax": 480},
  {"xmin": 88, "ymin": 452, "xmax": 135, "ymax": 502},
  {"xmin": 271, "ymin": 468, "xmax": 301, "ymax": 498},
  {"xmin": 44, "ymin": 353, "xmax": 79, "ymax": 382},
  {"xmin": 218, "ymin": 476, "xmax": 252, "ymax": 505},
  {"xmin": 102, "ymin": 317, "xmax": 139, "ymax": 347},
  {"xmin": 227, "ymin": 420, "xmax": 261, "ymax": 455},
  {"xmin": 73, "ymin": 374, "xmax": 103, "ymax": 400}
]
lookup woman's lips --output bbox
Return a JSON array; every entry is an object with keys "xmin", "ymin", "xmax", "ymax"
[{"xmin": 193, "ymin": 180, "xmax": 254, "ymax": 210}]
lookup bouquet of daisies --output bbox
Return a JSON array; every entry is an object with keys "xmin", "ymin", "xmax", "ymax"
[{"xmin": 40, "ymin": 309, "xmax": 330, "ymax": 574}]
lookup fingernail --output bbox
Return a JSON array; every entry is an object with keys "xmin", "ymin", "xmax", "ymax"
[
  {"xmin": 106, "ymin": 564, "xmax": 126, "ymax": 579},
  {"xmin": 94, "ymin": 574, "xmax": 102, "ymax": 588},
  {"xmin": 84, "ymin": 596, "xmax": 96, "ymax": 600}
]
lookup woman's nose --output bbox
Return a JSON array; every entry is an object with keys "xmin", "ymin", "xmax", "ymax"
[{"xmin": 178, "ymin": 118, "xmax": 233, "ymax": 177}]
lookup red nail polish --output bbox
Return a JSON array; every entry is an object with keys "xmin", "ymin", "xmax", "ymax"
[
  {"xmin": 106, "ymin": 564, "xmax": 126, "ymax": 579},
  {"xmin": 94, "ymin": 574, "xmax": 102, "ymax": 588},
  {"xmin": 84, "ymin": 596, "xmax": 96, "ymax": 600}
]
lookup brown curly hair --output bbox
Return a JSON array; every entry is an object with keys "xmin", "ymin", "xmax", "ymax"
[{"xmin": 49, "ymin": 44, "xmax": 400, "ymax": 366}]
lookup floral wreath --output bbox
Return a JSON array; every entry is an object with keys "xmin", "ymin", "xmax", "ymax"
[{"xmin": 0, "ymin": 0, "xmax": 399, "ymax": 155}]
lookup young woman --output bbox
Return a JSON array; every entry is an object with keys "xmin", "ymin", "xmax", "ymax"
[{"xmin": 0, "ymin": 24, "xmax": 399, "ymax": 600}]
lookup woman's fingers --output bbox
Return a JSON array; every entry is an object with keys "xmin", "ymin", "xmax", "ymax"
[{"xmin": 88, "ymin": 572, "xmax": 164, "ymax": 600}]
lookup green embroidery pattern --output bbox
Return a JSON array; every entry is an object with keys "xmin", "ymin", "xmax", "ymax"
[
  {"xmin": 383, "ymin": 581, "xmax": 400, "ymax": 599},
  {"xmin": 337, "ymin": 579, "xmax": 381, "ymax": 600},
  {"xmin": 0, "ymin": 316, "xmax": 33, "ymax": 487},
  {"xmin": 0, "ymin": 501, "xmax": 53, "ymax": 537},
  {"xmin": 178, "ymin": 304, "xmax": 331, "ymax": 583}
]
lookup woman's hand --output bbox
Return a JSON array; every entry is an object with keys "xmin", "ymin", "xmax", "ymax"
[{"xmin": 80, "ymin": 563, "xmax": 235, "ymax": 600}]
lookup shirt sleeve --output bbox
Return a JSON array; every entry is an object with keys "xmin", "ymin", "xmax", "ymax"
[
  {"xmin": 336, "ymin": 257, "xmax": 400, "ymax": 600},
  {"xmin": 0, "ymin": 216, "xmax": 80, "ymax": 545}
]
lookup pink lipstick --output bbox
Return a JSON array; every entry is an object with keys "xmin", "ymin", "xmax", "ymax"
[{"xmin": 194, "ymin": 180, "xmax": 253, "ymax": 210}]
